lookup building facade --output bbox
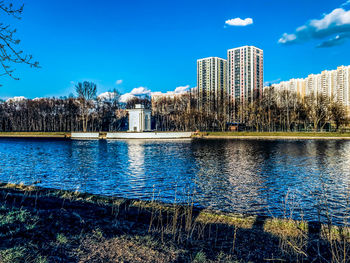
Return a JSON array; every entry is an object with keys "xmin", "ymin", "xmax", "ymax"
[
  {"xmin": 227, "ymin": 46, "xmax": 264, "ymax": 105},
  {"xmin": 197, "ymin": 57, "xmax": 227, "ymax": 114},
  {"xmin": 127, "ymin": 104, "xmax": 151, "ymax": 132},
  {"xmin": 272, "ymin": 65, "xmax": 350, "ymax": 109}
]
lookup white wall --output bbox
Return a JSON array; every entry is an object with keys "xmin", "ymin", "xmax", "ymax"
[
  {"xmin": 106, "ymin": 132, "xmax": 192, "ymax": 139},
  {"xmin": 71, "ymin": 133, "xmax": 100, "ymax": 139}
]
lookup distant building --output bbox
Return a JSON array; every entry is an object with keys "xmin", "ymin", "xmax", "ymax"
[
  {"xmin": 272, "ymin": 65, "xmax": 350, "ymax": 109},
  {"xmin": 197, "ymin": 57, "xmax": 227, "ymax": 114},
  {"xmin": 127, "ymin": 104, "xmax": 151, "ymax": 132},
  {"xmin": 227, "ymin": 46, "xmax": 264, "ymax": 105}
]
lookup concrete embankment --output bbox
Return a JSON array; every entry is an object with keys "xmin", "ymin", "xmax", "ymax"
[
  {"xmin": 106, "ymin": 132, "xmax": 193, "ymax": 139},
  {"xmin": 70, "ymin": 132, "xmax": 193, "ymax": 139}
]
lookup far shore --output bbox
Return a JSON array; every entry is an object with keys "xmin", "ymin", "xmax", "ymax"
[
  {"xmin": 0, "ymin": 132, "xmax": 69, "ymax": 138},
  {"xmin": 1, "ymin": 131, "xmax": 350, "ymax": 140},
  {"xmin": 195, "ymin": 131, "xmax": 350, "ymax": 140}
]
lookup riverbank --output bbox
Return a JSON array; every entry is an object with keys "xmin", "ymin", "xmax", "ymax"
[
  {"xmin": 1, "ymin": 131, "xmax": 350, "ymax": 140},
  {"xmin": 0, "ymin": 132, "xmax": 69, "ymax": 138},
  {"xmin": 0, "ymin": 184, "xmax": 349, "ymax": 262},
  {"xmin": 195, "ymin": 131, "xmax": 350, "ymax": 140}
]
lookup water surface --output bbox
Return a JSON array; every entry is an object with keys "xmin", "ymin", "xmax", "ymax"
[{"xmin": 0, "ymin": 138, "xmax": 349, "ymax": 223}]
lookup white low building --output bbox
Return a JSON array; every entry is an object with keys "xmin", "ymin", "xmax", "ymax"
[{"xmin": 127, "ymin": 104, "xmax": 151, "ymax": 132}]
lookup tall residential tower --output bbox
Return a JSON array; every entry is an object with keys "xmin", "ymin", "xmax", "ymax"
[
  {"xmin": 227, "ymin": 46, "xmax": 264, "ymax": 106},
  {"xmin": 197, "ymin": 57, "xmax": 227, "ymax": 114}
]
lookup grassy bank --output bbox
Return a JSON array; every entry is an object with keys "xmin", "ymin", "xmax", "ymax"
[
  {"xmin": 196, "ymin": 131, "xmax": 350, "ymax": 139},
  {"xmin": 0, "ymin": 132, "xmax": 69, "ymax": 138},
  {"xmin": 0, "ymin": 183, "xmax": 349, "ymax": 262}
]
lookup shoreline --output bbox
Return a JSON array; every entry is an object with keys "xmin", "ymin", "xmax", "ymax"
[
  {"xmin": 1, "ymin": 131, "xmax": 350, "ymax": 140},
  {"xmin": 0, "ymin": 132, "xmax": 68, "ymax": 138},
  {"xmin": 198, "ymin": 135, "xmax": 350, "ymax": 140},
  {"xmin": 0, "ymin": 183, "xmax": 349, "ymax": 262},
  {"xmin": 194, "ymin": 131, "xmax": 350, "ymax": 140}
]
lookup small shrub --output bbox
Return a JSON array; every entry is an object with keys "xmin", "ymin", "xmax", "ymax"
[
  {"xmin": 35, "ymin": 255, "xmax": 49, "ymax": 263},
  {"xmin": 56, "ymin": 233, "xmax": 68, "ymax": 245},
  {"xmin": 0, "ymin": 247, "xmax": 27, "ymax": 263},
  {"xmin": 192, "ymin": 251, "xmax": 207, "ymax": 263}
]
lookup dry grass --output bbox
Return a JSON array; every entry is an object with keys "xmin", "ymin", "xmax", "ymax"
[
  {"xmin": 0, "ymin": 184, "xmax": 350, "ymax": 262},
  {"xmin": 77, "ymin": 234, "xmax": 181, "ymax": 263}
]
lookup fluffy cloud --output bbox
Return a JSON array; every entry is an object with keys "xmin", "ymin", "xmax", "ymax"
[
  {"xmin": 119, "ymin": 87, "xmax": 151, "ymax": 103},
  {"xmin": 174, "ymin": 85, "xmax": 190, "ymax": 94},
  {"xmin": 225, "ymin": 17, "xmax": 253, "ymax": 26},
  {"xmin": 98, "ymin": 91, "xmax": 119, "ymax": 100},
  {"xmin": 6, "ymin": 96, "xmax": 26, "ymax": 103},
  {"xmin": 119, "ymin": 93, "xmax": 136, "ymax": 103},
  {"xmin": 130, "ymin": 87, "xmax": 151, "ymax": 96},
  {"xmin": 116, "ymin": 79, "xmax": 123, "ymax": 85},
  {"xmin": 152, "ymin": 85, "xmax": 190, "ymax": 97},
  {"xmin": 118, "ymin": 85, "xmax": 192, "ymax": 103},
  {"xmin": 278, "ymin": 6, "xmax": 350, "ymax": 47}
]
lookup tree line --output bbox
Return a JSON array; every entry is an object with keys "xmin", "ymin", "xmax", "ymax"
[
  {"xmin": 0, "ymin": 82, "xmax": 127, "ymax": 132},
  {"xmin": 0, "ymin": 82, "xmax": 348, "ymax": 132},
  {"xmin": 232, "ymin": 87, "xmax": 348, "ymax": 132}
]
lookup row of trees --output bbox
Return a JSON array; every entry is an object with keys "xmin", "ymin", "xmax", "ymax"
[
  {"xmin": 0, "ymin": 82, "xmax": 127, "ymax": 132},
  {"xmin": 0, "ymin": 82, "xmax": 348, "ymax": 132},
  {"xmin": 151, "ymin": 87, "xmax": 349, "ymax": 132},
  {"xmin": 232, "ymin": 87, "xmax": 348, "ymax": 132}
]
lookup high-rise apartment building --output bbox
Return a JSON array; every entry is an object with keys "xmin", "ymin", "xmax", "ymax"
[
  {"xmin": 336, "ymin": 66, "xmax": 350, "ymax": 107},
  {"xmin": 197, "ymin": 57, "xmax": 227, "ymax": 114},
  {"xmin": 272, "ymin": 65, "xmax": 350, "ymax": 110},
  {"xmin": 227, "ymin": 46, "xmax": 264, "ymax": 105}
]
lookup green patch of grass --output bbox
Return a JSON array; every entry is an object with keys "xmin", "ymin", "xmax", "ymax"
[
  {"xmin": 196, "ymin": 211, "xmax": 256, "ymax": 229},
  {"xmin": 192, "ymin": 251, "xmax": 207, "ymax": 263},
  {"xmin": 56, "ymin": 233, "xmax": 69, "ymax": 245},
  {"xmin": 0, "ymin": 207, "xmax": 35, "ymax": 226},
  {"xmin": 264, "ymin": 218, "xmax": 307, "ymax": 238},
  {"xmin": 35, "ymin": 255, "xmax": 49, "ymax": 263},
  {"xmin": 0, "ymin": 247, "xmax": 27, "ymax": 263}
]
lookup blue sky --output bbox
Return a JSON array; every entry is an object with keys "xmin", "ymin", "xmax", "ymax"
[{"xmin": 0, "ymin": 0, "xmax": 350, "ymax": 99}]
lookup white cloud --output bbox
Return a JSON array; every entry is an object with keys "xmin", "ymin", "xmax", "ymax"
[
  {"xmin": 119, "ymin": 87, "xmax": 152, "ymax": 103},
  {"xmin": 151, "ymin": 85, "xmax": 191, "ymax": 98},
  {"xmin": 119, "ymin": 93, "xmax": 136, "ymax": 103},
  {"xmin": 119, "ymin": 85, "xmax": 192, "ymax": 103},
  {"xmin": 116, "ymin": 79, "xmax": 123, "ymax": 85},
  {"xmin": 225, "ymin": 17, "xmax": 253, "ymax": 27},
  {"xmin": 174, "ymin": 85, "xmax": 190, "ymax": 94},
  {"xmin": 278, "ymin": 6, "xmax": 350, "ymax": 47},
  {"xmin": 98, "ymin": 91, "xmax": 118, "ymax": 100},
  {"xmin": 6, "ymin": 96, "xmax": 26, "ymax": 103},
  {"xmin": 130, "ymin": 87, "xmax": 151, "ymax": 96},
  {"xmin": 278, "ymin": 33, "xmax": 297, "ymax": 44}
]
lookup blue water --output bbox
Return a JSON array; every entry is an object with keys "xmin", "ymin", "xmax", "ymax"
[{"xmin": 0, "ymin": 138, "xmax": 349, "ymax": 223}]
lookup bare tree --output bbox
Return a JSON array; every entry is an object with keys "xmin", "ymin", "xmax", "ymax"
[
  {"xmin": 330, "ymin": 100, "xmax": 347, "ymax": 131},
  {"xmin": 76, "ymin": 81, "xmax": 97, "ymax": 132},
  {"xmin": 305, "ymin": 92, "xmax": 329, "ymax": 131},
  {"xmin": 0, "ymin": 1, "xmax": 39, "ymax": 81}
]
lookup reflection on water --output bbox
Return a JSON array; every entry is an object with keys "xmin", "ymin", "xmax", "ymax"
[{"xmin": 0, "ymin": 138, "xmax": 349, "ymax": 223}]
